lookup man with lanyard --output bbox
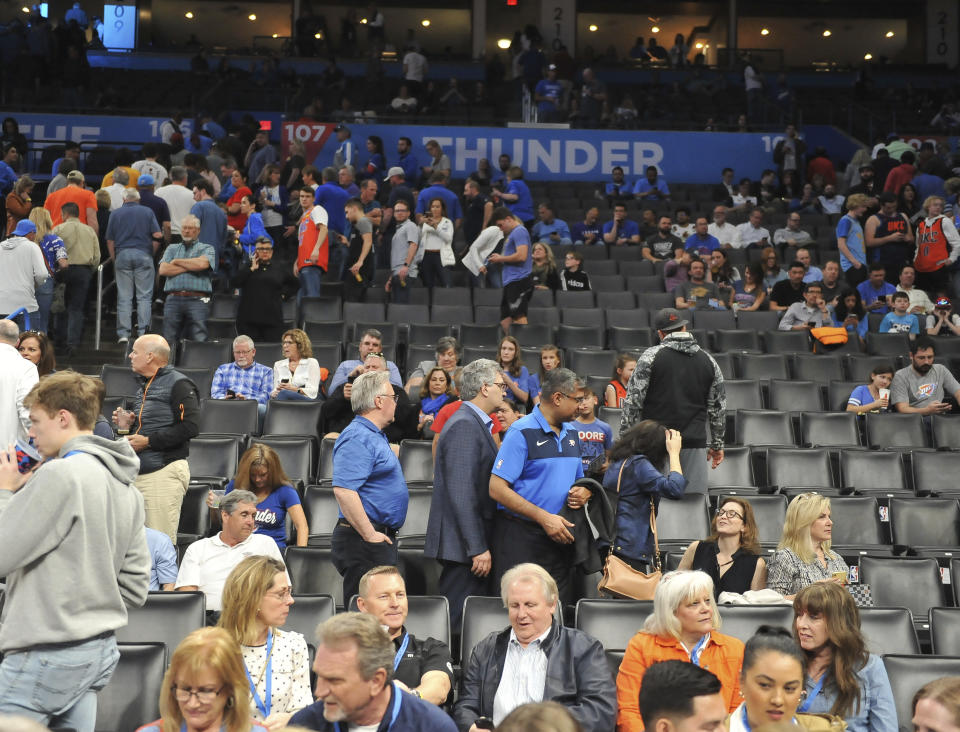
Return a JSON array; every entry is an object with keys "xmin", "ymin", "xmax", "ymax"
[
  {"xmin": 489, "ymin": 367, "xmax": 587, "ymax": 604},
  {"xmin": 488, "ymin": 207, "xmax": 533, "ymax": 334},
  {"xmin": 294, "ymin": 187, "xmax": 328, "ymax": 299},
  {"xmin": 865, "ymin": 191, "xmax": 913, "ymax": 282},
  {"xmin": 288, "ymin": 613, "xmax": 457, "ymax": 731},
  {"xmin": 331, "ymin": 370, "xmax": 408, "ymax": 603},
  {"xmin": 158, "ymin": 214, "xmax": 216, "ymax": 345},
  {"xmin": 356, "ymin": 566, "xmax": 453, "ymax": 706}
]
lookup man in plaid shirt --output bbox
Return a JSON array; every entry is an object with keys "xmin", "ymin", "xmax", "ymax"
[{"xmin": 210, "ymin": 335, "xmax": 274, "ymax": 425}]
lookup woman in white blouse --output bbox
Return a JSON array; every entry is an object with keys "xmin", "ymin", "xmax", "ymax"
[
  {"xmin": 218, "ymin": 556, "xmax": 313, "ymax": 730},
  {"xmin": 416, "ymin": 197, "xmax": 454, "ymax": 289},
  {"xmin": 272, "ymin": 328, "xmax": 323, "ymax": 401}
]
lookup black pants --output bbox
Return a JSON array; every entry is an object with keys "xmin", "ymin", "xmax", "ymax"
[
  {"xmin": 844, "ymin": 265, "xmax": 868, "ymax": 287},
  {"xmin": 236, "ymin": 320, "xmax": 284, "ymax": 343},
  {"xmin": 419, "ymin": 251, "xmax": 450, "ymax": 289},
  {"xmin": 492, "ymin": 512, "xmax": 574, "ymax": 607},
  {"xmin": 439, "ymin": 559, "xmax": 493, "ymax": 635},
  {"xmin": 331, "ymin": 523, "xmax": 399, "ymax": 603},
  {"xmin": 916, "ymin": 268, "xmax": 951, "ymax": 299}
]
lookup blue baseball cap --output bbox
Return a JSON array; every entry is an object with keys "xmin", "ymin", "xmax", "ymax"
[{"xmin": 12, "ymin": 220, "xmax": 36, "ymax": 237}]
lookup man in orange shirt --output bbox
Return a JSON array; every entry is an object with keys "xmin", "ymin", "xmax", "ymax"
[
  {"xmin": 293, "ymin": 187, "xmax": 328, "ymax": 298},
  {"xmin": 44, "ymin": 170, "xmax": 98, "ymax": 234}
]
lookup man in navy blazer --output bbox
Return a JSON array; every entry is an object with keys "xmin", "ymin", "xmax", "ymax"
[{"xmin": 424, "ymin": 359, "xmax": 506, "ymax": 633}]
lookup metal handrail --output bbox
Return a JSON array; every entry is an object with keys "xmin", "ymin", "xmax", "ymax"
[
  {"xmin": 3, "ymin": 307, "xmax": 31, "ymax": 330},
  {"xmin": 93, "ymin": 263, "xmax": 116, "ymax": 351}
]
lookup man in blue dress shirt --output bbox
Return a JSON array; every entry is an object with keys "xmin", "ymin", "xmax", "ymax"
[
  {"xmin": 489, "ymin": 367, "xmax": 587, "ymax": 603},
  {"xmin": 331, "ymin": 370, "xmax": 409, "ymax": 602}
]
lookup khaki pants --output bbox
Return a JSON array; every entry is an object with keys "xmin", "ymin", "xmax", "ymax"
[{"xmin": 135, "ymin": 459, "xmax": 190, "ymax": 544}]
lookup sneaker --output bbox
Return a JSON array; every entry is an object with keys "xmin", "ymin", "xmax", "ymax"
[{"xmin": 117, "ymin": 337, "xmax": 129, "ymax": 344}]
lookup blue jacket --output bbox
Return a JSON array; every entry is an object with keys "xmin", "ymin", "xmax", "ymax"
[
  {"xmin": 425, "ymin": 403, "xmax": 498, "ymax": 564},
  {"xmin": 603, "ymin": 454, "xmax": 686, "ymax": 562},
  {"xmin": 290, "ymin": 681, "xmax": 456, "ymax": 731},
  {"xmin": 238, "ymin": 213, "xmax": 271, "ymax": 258}
]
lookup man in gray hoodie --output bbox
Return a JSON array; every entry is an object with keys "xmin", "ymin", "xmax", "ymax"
[
  {"xmin": 0, "ymin": 219, "xmax": 48, "ymax": 328},
  {"xmin": 0, "ymin": 371, "xmax": 150, "ymax": 731}
]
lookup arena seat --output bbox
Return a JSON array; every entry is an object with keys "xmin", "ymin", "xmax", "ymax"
[
  {"xmin": 798, "ymin": 412, "xmax": 860, "ymax": 447},
  {"xmin": 864, "ymin": 413, "xmax": 929, "ymax": 450},
  {"xmin": 95, "ymin": 643, "xmax": 165, "ymax": 732},
  {"xmin": 889, "ymin": 497, "xmax": 960, "ymax": 549},
  {"xmin": 858, "ymin": 607, "xmax": 920, "ymax": 656},
  {"xmin": 115, "ymin": 591, "xmax": 206, "ymax": 660},
  {"xmin": 768, "ymin": 381, "xmax": 823, "ymax": 413},
  {"xmin": 285, "ymin": 547, "xmax": 344, "ymax": 607},
  {"xmin": 859, "ymin": 556, "xmax": 946, "ymax": 623},
  {"xmin": 883, "ymin": 655, "xmax": 960, "ymax": 729},
  {"xmin": 716, "ymin": 605, "xmax": 794, "ymax": 643}
]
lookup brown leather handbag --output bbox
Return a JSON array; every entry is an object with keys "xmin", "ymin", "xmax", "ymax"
[{"xmin": 598, "ymin": 459, "xmax": 662, "ymax": 600}]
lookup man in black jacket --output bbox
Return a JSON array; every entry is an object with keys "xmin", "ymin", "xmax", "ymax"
[
  {"xmin": 114, "ymin": 334, "xmax": 199, "ymax": 543},
  {"xmin": 453, "ymin": 563, "xmax": 616, "ymax": 731}
]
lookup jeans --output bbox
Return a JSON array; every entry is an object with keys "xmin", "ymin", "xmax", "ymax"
[
  {"xmin": 60, "ymin": 265, "xmax": 94, "ymax": 346},
  {"xmin": 388, "ymin": 274, "xmax": 410, "ymax": 303},
  {"xmin": 0, "ymin": 632, "xmax": 119, "ymax": 732},
  {"xmin": 275, "ymin": 389, "xmax": 316, "ymax": 401},
  {"xmin": 679, "ymin": 447, "xmax": 709, "ymax": 494},
  {"xmin": 162, "ymin": 294, "xmax": 210, "ymax": 344},
  {"xmin": 34, "ymin": 276, "xmax": 54, "ymax": 334},
  {"xmin": 471, "ymin": 264, "xmax": 503, "ymax": 289},
  {"xmin": 115, "ymin": 248, "xmax": 155, "ymax": 339},
  {"xmin": 298, "ymin": 266, "xmax": 324, "ymax": 299}
]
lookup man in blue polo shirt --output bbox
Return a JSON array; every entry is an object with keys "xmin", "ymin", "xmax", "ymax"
[
  {"xmin": 489, "ymin": 367, "xmax": 587, "ymax": 603},
  {"xmin": 489, "ymin": 207, "xmax": 534, "ymax": 334},
  {"xmin": 414, "ymin": 171, "xmax": 462, "ymax": 228},
  {"xmin": 331, "ymin": 370, "xmax": 408, "ymax": 602},
  {"xmin": 315, "ymin": 166, "xmax": 351, "ymax": 278}
]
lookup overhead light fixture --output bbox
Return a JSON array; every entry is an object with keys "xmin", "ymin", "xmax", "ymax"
[
  {"xmin": 885, "ymin": 30, "xmax": 895, "ymax": 38},
  {"xmin": 184, "ymin": 11, "xmax": 193, "ymax": 18},
  {"xmin": 497, "ymin": 38, "xmax": 511, "ymax": 49},
  {"xmin": 822, "ymin": 29, "xmax": 832, "ymax": 37},
  {"xmin": 760, "ymin": 28, "xmax": 770, "ymax": 36},
  {"xmin": 694, "ymin": 42, "xmax": 703, "ymax": 49},
  {"xmin": 314, "ymin": 32, "xmax": 322, "ymax": 39},
  {"xmin": 651, "ymin": 25, "xmax": 660, "ymax": 33},
  {"xmin": 360, "ymin": 17, "xmax": 367, "ymax": 24},
  {"xmin": 588, "ymin": 24, "xmax": 598, "ymax": 32},
  {"xmin": 20, "ymin": 6, "xmax": 28, "ymax": 12},
  {"xmin": 421, "ymin": 19, "xmax": 430, "ymax": 27},
  {"xmin": 248, "ymin": 13, "xmax": 256, "ymax": 21},
  {"xmin": 864, "ymin": 53, "xmax": 873, "ymax": 60}
]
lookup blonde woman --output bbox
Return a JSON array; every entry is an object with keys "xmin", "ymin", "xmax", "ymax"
[
  {"xmin": 218, "ymin": 556, "xmax": 312, "ymax": 730},
  {"xmin": 615, "ymin": 570, "xmax": 745, "ymax": 730},
  {"xmin": 767, "ymin": 492, "xmax": 849, "ymax": 599},
  {"xmin": 136, "ymin": 627, "xmax": 268, "ymax": 732},
  {"xmin": 28, "ymin": 206, "xmax": 66, "ymax": 334}
]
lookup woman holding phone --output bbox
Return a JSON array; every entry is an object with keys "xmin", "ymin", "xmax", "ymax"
[{"xmin": 233, "ymin": 237, "xmax": 298, "ymax": 342}]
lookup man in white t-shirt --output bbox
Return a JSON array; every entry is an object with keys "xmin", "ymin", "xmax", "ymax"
[
  {"xmin": 132, "ymin": 142, "xmax": 170, "ymax": 187},
  {"xmin": 708, "ymin": 205, "xmax": 741, "ymax": 249},
  {"xmin": 736, "ymin": 208, "xmax": 771, "ymax": 249},
  {"xmin": 174, "ymin": 489, "xmax": 283, "ymax": 614},
  {"xmin": 156, "ymin": 166, "xmax": 196, "ymax": 242},
  {"xmin": 403, "ymin": 48, "xmax": 428, "ymax": 95}
]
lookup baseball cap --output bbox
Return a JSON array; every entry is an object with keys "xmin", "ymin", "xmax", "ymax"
[
  {"xmin": 137, "ymin": 174, "xmax": 155, "ymax": 187},
  {"xmin": 936, "ymin": 297, "xmax": 951, "ymax": 308},
  {"xmin": 654, "ymin": 307, "xmax": 688, "ymax": 332},
  {"xmin": 383, "ymin": 166, "xmax": 405, "ymax": 181},
  {"xmin": 12, "ymin": 219, "xmax": 36, "ymax": 237}
]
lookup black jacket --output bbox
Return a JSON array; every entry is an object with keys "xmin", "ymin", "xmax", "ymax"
[
  {"xmin": 232, "ymin": 258, "xmax": 298, "ymax": 325},
  {"xmin": 453, "ymin": 623, "xmax": 616, "ymax": 731},
  {"xmin": 559, "ymin": 479, "xmax": 615, "ymax": 574},
  {"xmin": 133, "ymin": 367, "xmax": 199, "ymax": 474}
]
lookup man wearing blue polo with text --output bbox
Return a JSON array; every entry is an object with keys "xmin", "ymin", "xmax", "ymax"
[
  {"xmin": 331, "ymin": 370, "xmax": 408, "ymax": 603},
  {"xmin": 489, "ymin": 367, "xmax": 588, "ymax": 604}
]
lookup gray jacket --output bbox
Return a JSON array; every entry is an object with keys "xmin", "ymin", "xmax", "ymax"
[{"xmin": 0, "ymin": 434, "xmax": 150, "ymax": 652}]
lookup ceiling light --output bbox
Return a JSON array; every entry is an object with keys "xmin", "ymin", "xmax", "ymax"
[
  {"xmin": 314, "ymin": 32, "xmax": 322, "ymax": 39},
  {"xmin": 885, "ymin": 30, "xmax": 895, "ymax": 38},
  {"xmin": 864, "ymin": 53, "xmax": 873, "ymax": 60},
  {"xmin": 760, "ymin": 28, "xmax": 770, "ymax": 36},
  {"xmin": 694, "ymin": 42, "xmax": 703, "ymax": 49},
  {"xmin": 822, "ymin": 29, "xmax": 832, "ymax": 37},
  {"xmin": 360, "ymin": 17, "xmax": 367, "ymax": 24},
  {"xmin": 497, "ymin": 38, "xmax": 511, "ymax": 49},
  {"xmin": 184, "ymin": 11, "xmax": 193, "ymax": 18},
  {"xmin": 421, "ymin": 19, "xmax": 430, "ymax": 27},
  {"xmin": 651, "ymin": 25, "xmax": 660, "ymax": 33},
  {"xmin": 248, "ymin": 13, "xmax": 256, "ymax": 21},
  {"xmin": 20, "ymin": 6, "xmax": 28, "ymax": 12},
  {"xmin": 272, "ymin": 33, "xmax": 278, "ymax": 38},
  {"xmin": 588, "ymin": 24, "xmax": 598, "ymax": 32}
]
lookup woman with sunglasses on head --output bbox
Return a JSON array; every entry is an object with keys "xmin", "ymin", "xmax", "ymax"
[
  {"xmin": 678, "ymin": 497, "xmax": 766, "ymax": 597},
  {"xmin": 792, "ymin": 582, "xmax": 897, "ymax": 732},
  {"xmin": 218, "ymin": 556, "xmax": 312, "ymax": 731},
  {"xmin": 768, "ymin": 493, "xmax": 849, "ymax": 600},
  {"xmin": 136, "ymin": 626, "xmax": 268, "ymax": 732}
]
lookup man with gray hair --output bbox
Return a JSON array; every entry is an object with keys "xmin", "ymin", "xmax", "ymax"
[
  {"xmin": 210, "ymin": 335, "xmax": 274, "ymax": 422},
  {"xmin": 405, "ymin": 335, "xmax": 460, "ymax": 391},
  {"xmin": 328, "ymin": 328, "xmax": 403, "ymax": 392},
  {"xmin": 331, "ymin": 370, "xmax": 409, "ymax": 603},
  {"xmin": 156, "ymin": 166, "xmax": 196, "ymax": 243},
  {"xmin": 454, "ymin": 562, "xmax": 615, "ymax": 730},
  {"xmin": 174, "ymin": 489, "xmax": 283, "ymax": 616},
  {"xmin": 0, "ymin": 319, "xmax": 38, "ymax": 446},
  {"xmin": 288, "ymin": 612, "xmax": 457, "ymax": 730},
  {"xmin": 106, "ymin": 187, "xmax": 162, "ymax": 343},
  {"xmin": 158, "ymin": 214, "xmax": 216, "ymax": 344},
  {"xmin": 102, "ymin": 166, "xmax": 129, "ymax": 211},
  {"xmin": 425, "ymin": 358, "xmax": 506, "ymax": 633},
  {"xmin": 489, "ymin": 367, "xmax": 588, "ymax": 603}
]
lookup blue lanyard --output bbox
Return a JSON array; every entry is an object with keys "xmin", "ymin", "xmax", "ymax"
[
  {"xmin": 244, "ymin": 629, "xmax": 273, "ymax": 718},
  {"xmin": 393, "ymin": 632, "xmax": 410, "ymax": 671},
  {"xmin": 335, "ymin": 681, "xmax": 403, "ymax": 732},
  {"xmin": 798, "ymin": 673, "xmax": 826, "ymax": 713},
  {"xmin": 688, "ymin": 634, "xmax": 710, "ymax": 667}
]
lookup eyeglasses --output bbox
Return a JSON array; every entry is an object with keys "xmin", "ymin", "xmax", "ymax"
[
  {"xmin": 559, "ymin": 392, "xmax": 587, "ymax": 404},
  {"xmin": 716, "ymin": 509, "xmax": 744, "ymax": 520},
  {"xmin": 233, "ymin": 349, "xmax": 253, "ymax": 356},
  {"xmin": 377, "ymin": 393, "xmax": 400, "ymax": 403},
  {"xmin": 489, "ymin": 381, "xmax": 509, "ymax": 392},
  {"xmin": 172, "ymin": 685, "xmax": 224, "ymax": 703},
  {"xmin": 282, "ymin": 340, "xmax": 295, "ymax": 345},
  {"xmin": 255, "ymin": 246, "xmax": 273, "ymax": 252},
  {"xmin": 266, "ymin": 587, "xmax": 293, "ymax": 600}
]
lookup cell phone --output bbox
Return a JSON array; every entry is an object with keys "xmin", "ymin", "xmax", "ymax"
[
  {"xmin": 226, "ymin": 389, "xmax": 236, "ymax": 398},
  {"xmin": 586, "ymin": 454, "xmax": 606, "ymax": 475},
  {"xmin": 281, "ymin": 378, "xmax": 290, "ymax": 384},
  {"xmin": 15, "ymin": 440, "xmax": 41, "ymax": 474},
  {"xmin": 474, "ymin": 718, "xmax": 495, "ymax": 730}
]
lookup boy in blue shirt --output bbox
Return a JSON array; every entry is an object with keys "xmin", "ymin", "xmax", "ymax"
[
  {"xmin": 879, "ymin": 291, "xmax": 920, "ymax": 337},
  {"xmin": 573, "ymin": 389, "xmax": 613, "ymax": 477}
]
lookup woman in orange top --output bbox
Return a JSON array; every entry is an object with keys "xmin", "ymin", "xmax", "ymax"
[{"xmin": 616, "ymin": 570, "xmax": 745, "ymax": 731}]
